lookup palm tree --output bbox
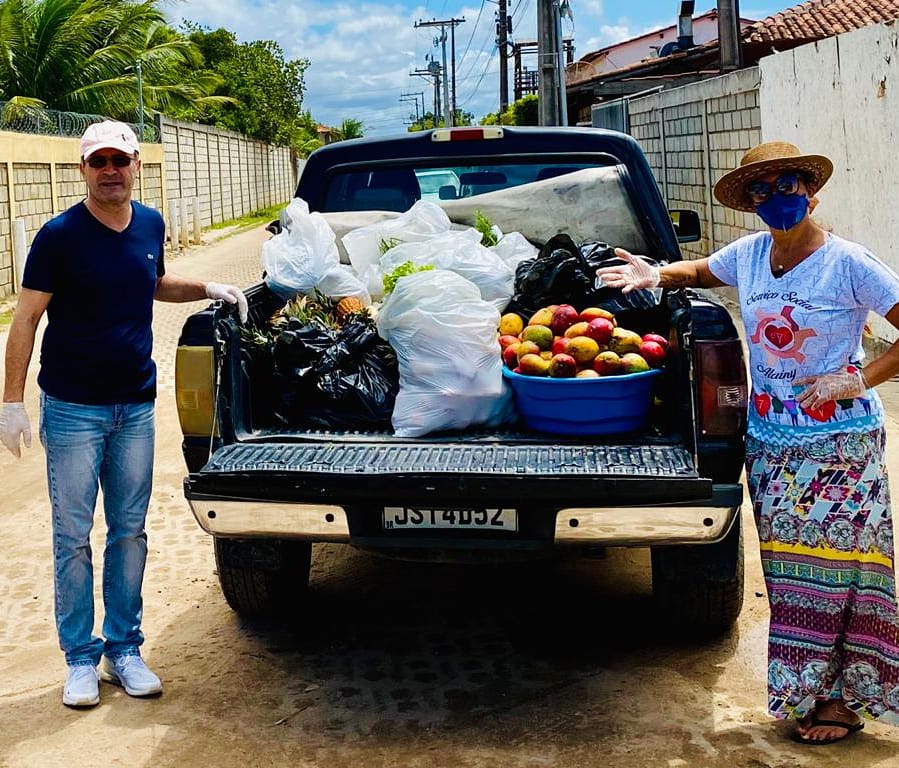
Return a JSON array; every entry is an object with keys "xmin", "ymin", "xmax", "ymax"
[
  {"xmin": 333, "ymin": 118, "xmax": 364, "ymax": 141},
  {"xmin": 0, "ymin": 0, "xmax": 228, "ymax": 123}
]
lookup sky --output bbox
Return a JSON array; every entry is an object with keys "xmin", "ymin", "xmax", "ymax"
[{"xmin": 168, "ymin": 0, "xmax": 794, "ymax": 137}]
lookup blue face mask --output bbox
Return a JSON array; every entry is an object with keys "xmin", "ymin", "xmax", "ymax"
[{"xmin": 755, "ymin": 193, "xmax": 809, "ymax": 231}]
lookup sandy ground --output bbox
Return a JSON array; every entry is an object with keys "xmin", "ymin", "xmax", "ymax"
[{"xmin": 2, "ymin": 226, "xmax": 899, "ymax": 767}]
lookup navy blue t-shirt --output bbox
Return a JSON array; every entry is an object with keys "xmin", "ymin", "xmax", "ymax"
[{"xmin": 23, "ymin": 201, "xmax": 166, "ymax": 404}]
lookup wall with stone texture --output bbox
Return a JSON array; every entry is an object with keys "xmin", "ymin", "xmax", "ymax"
[
  {"xmin": 758, "ymin": 21, "xmax": 899, "ymax": 344},
  {"xmin": 159, "ymin": 117, "xmax": 295, "ymax": 232},
  {"xmin": 627, "ymin": 66, "xmax": 762, "ymax": 267},
  {"xmin": 0, "ymin": 133, "xmax": 164, "ymax": 299},
  {"xmin": 626, "ymin": 21, "xmax": 899, "ymax": 345},
  {"xmin": 0, "ymin": 118, "xmax": 295, "ymax": 299}
]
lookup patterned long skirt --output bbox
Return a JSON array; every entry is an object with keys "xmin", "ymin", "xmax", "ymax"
[{"xmin": 745, "ymin": 428, "xmax": 899, "ymax": 725}]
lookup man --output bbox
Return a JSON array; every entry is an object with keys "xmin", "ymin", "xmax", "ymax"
[{"xmin": 0, "ymin": 120, "xmax": 248, "ymax": 708}]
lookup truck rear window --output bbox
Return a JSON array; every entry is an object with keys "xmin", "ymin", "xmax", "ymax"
[{"xmin": 321, "ymin": 162, "xmax": 597, "ymax": 212}]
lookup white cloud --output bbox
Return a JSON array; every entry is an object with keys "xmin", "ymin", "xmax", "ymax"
[{"xmin": 170, "ymin": 0, "xmax": 794, "ymax": 137}]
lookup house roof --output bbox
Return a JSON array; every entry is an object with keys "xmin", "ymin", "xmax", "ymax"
[
  {"xmin": 577, "ymin": 9, "xmax": 723, "ymax": 65},
  {"xmin": 744, "ymin": 0, "xmax": 899, "ymax": 44},
  {"xmin": 568, "ymin": 0, "xmax": 899, "ymax": 87}
]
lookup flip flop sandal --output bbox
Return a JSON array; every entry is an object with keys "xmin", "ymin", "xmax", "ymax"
[{"xmin": 790, "ymin": 717, "xmax": 864, "ymax": 746}]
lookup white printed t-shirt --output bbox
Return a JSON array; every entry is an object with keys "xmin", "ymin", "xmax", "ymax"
[{"xmin": 708, "ymin": 231, "xmax": 899, "ymax": 447}]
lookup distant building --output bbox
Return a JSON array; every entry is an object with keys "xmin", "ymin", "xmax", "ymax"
[{"xmin": 566, "ymin": 0, "xmax": 899, "ymax": 126}]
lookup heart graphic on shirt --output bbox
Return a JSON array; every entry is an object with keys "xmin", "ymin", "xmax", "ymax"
[
  {"xmin": 802, "ymin": 401, "xmax": 837, "ymax": 422},
  {"xmin": 753, "ymin": 392, "xmax": 771, "ymax": 417},
  {"xmin": 764, "ymin": 324, "xmax": 794, "ymax": 349}
]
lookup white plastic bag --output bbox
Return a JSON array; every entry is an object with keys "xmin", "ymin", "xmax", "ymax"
[
  {"xmin": 341, "ymin": 200, "xmax": 451, "ymax": 276},
  {"xmin": 262, "ymin": 198, "xmax": 370, "ymax": 302},
  {"xmin": 372, "ymin": 229, "xmax": 514, "ymax": 309},
  {"xmin": 491, "ymin": 231, "xmax": 538, "ymax": 271},
  {"xmin": 376, "ymin": 270, "xmax": 514, "ymax": 437}
]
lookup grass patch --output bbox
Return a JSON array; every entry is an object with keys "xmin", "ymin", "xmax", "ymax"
[
  {"xmin": 210, "ymin": 203, "xmax": 286, "ymax": 231},
  {"xmin": 0, "ymin": 306, "xmax": 13, "ymax": 329}
]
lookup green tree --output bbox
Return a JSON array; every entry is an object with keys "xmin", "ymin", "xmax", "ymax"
[
  {"xmin": 331, "ymin": 118, "xmax": 364, "ymax": 141},
  {"xmin": 0, "ymin": 0, "xmax": 223, "ymax": 122},
  {"xmin": 176, "ymin": 24, "xmax": 309, "ymax": 146},
  {"xmin": 479, "ymin": 94, "xmax": 538, "ymax": 126},
  {"xmin": 406, "ymin": 109, "xmax": 473, "ymax": 132}
]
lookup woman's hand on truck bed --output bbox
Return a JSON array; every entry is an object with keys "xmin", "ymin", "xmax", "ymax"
[{"xmin": 595, "ymin": 248, "xmax": 660, "ymax": 294}]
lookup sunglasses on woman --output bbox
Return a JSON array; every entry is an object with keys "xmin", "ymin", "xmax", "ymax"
[
  {"xmin": 86, "ymin": 154, "xmax": 133, "ymax": 169},
  {"xmin": 746, "ymin": 173, "xmax": 803, "ymax": 205}
]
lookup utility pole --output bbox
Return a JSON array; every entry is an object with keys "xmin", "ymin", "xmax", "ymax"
[
  {"xmin": 400, "ymin": 91, "xmax": 425, "ymax": 123},
  {"xmin": 537, "ymin": 0, "xmax": 562, "ymax": 125},
  {"xmin": 497, "ymin": 0, "xmax": 511, "ymax": 113},
  {"xmin": 415, "ymin": 17, "xmax": 465, "ymax": 126},
  {"xmin": 400, "ymin": 92, "xmax": 423, "ymax": 124},
  {"xmin": 411, "ymin": 64, "xmax": 442, "ymax": 125},
  {"xmin": 135, "ymin": 59, "xmax": 144, "ymax": 141},
  {"xmin": 718, "ymin": 0, "xmax": 743, "ymax": 72}
]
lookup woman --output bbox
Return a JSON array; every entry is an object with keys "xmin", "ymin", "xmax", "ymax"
[{"xmin": 598, "ymin": 141, "xmax": 899, "ymax": 744}]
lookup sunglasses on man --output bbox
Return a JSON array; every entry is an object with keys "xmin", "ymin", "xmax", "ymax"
[
  {"xmin": 86, "ymin": 154, "xmax": 133, "ymax": 169},
  {"xmin": 746, "ymin": 173, "xmax": 804, "ymax": 205}
]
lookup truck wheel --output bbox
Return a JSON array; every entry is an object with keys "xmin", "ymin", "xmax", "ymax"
[
  {"xmin": 650, "ymin": 516, "xmax": 744, "ymax": 638},
  {"xmin": 213, "ymin": 537, "xmax": 312, "ymax": 618}
]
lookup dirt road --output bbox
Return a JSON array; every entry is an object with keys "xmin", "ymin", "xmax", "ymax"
[{"xmin": 2, "ymin": 226, "xmax": 899, "ymax": 767}]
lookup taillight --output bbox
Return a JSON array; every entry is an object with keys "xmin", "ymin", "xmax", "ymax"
[
  {"xmin": 693, "ymin": 339, "xmax": 747, "ymax": 436},
  {"xmin": 175, "ymin": 345, "xmax": 217, "ymax": 436},
  {"xmin": 431, "ymin": 127, "xmax": 504, "ymax": 141}
]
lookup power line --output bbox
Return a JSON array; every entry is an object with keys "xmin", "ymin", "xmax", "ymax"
[
  {"xmin": 455, "ymin": 1, "xmax": 488, "ymax": 75},
  {"xmin": 460, "ymin": 44, "xmax": 499, "ymax": 108}
]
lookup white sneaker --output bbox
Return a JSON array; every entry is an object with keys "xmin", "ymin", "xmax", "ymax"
[
  {"xmin": 63, "ymin": 665, "xmax": 100, "ymax": 707},
  {"xmin": 100, "ymin": 655, "xmax": 162, "ymax": 697}
]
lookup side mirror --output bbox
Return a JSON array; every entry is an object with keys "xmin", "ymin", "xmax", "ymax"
[
  {"xmin": 669, "ymin": 208, "xmax": 700, "ymax": 243},
  {"xmin": 438, "ymin": 185, "xmax": 458, "ymax": 200}
]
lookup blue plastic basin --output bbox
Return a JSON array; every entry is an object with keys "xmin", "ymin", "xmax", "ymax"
[{"xmin": 502, "ymin": 367, "xmax": 661, "ymax": 435}]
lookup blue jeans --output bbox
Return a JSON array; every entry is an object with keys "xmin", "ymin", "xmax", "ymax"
[{"xmin": 39, "ymin": 393, "xmax": 155, "ymax": 667}]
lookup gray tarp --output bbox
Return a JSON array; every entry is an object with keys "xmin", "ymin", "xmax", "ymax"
[{"xmin": 321, "ymin": 166, "xmax": 649, "ymax": 265}]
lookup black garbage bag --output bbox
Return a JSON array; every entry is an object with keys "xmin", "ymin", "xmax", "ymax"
[
  {"xmin": 269, "ymin": 318, "xmax": 399, "ymax": 430},
  {"xmin": 504, "ymin": 233, "xmax": 660, "ymax": 318},
  {"xmin": 306, "ymin": 319, "xmax": 400, "ymax": 430}
]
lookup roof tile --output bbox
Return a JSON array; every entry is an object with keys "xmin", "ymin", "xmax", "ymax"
[{"xmin": 744, "ymin": 0, "xmax": 899, "ymax": 44}]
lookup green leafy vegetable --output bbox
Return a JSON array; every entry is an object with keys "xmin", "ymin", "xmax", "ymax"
[
  {"xmin": 474, "ymin": 210, "xmax": 499, "ymax": 247},
  {"xmin": 382, "ymin": 261, "xmax": 435, "ymax": 294},
  {"xmin": 379, "ymin": 236, "xmax": 403, "ymax": 255}
]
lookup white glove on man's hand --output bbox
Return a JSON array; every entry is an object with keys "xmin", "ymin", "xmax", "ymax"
[
  {"xmin": 206, "ymin": 282, "xmax": 248, "ymax": 323},
  {"xmin": 0, "ymin": 403, "xmax": 32, "ymax": 458},
  {"xmin": 795, "ymin": 366, "xmax": 868, "ymax": 410},
  {"xmin": 595, "ymin": 248, "xmax": 661, "ymax": 294}
]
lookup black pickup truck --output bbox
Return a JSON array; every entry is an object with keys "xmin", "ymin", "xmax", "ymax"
[{"xmin": 175, "ymin": 126, "xmax": 748, "ymax": 636}]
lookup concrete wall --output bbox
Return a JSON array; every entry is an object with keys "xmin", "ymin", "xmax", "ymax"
[
  {"xmin": 758, "ymin": 21, "xmax": 899, "ymax": 343},
  {"xmin": 628, "ymin": 66, "xmax": 762, "ymax": 266},
  {"xmin": 627, "ymin": 20, "xmax": 899, "ymax": 345},
  {"xmin": 0, "ymin": 133, "xmax": 164, "ymax": 298},
  {"xmin": 160, "ymin": 117, "xmax": 295, "ymax": 231},
  {"xmin": 0, "ymin": 119, "xmax": 296, "ymax": 299}
]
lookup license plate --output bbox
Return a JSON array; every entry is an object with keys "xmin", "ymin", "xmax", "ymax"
[{"xmin": 383, "ymin": 507, "xmax": 518, "ymax": 531}]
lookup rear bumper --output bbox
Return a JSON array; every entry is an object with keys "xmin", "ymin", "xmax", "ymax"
[{"xmin": 186, "ymin": 483, "xmax": 742, "ymax": 547}]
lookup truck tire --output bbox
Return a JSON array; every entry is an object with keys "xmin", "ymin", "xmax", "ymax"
[
  {"xmin": 650, "ymin": 516, "xmax": 744, "ymax": 638},
  {"xmin": 213, "ymin": 537, "xmax": 312, "ymax": 618}
]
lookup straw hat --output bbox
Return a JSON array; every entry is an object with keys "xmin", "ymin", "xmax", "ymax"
[{"xmin": 713, "ymin": 141, "xmax": 833, "ymax": 212}]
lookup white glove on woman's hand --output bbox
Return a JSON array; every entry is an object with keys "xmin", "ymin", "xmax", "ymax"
[
  {"xmin": 205, "ymin": 282, "xmax": 248, "ymax": 323},
  {"xmin": 595, "ymin": 248, "xmax": 661, "ymax": 294},
  {"xmin": 0, "ymin": 402, "xmax": 31, "ymax": 458},
  {"xmin": 795, "ymin": 366, "xmax": 868, "ymax": 410}
]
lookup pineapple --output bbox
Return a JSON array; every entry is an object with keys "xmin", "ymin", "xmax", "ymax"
[{"xmin": 336, "ymin": 296, "xmax": 365, "ymax": 321}]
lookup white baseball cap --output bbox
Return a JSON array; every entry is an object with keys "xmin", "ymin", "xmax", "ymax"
[{"xmin": 80, "ymin": 120, "xmax": 140, "ymax": 160}]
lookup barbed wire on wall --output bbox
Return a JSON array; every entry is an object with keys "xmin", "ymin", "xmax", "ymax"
[{"xmin": 0, "ymin": 102, "xmax": 159, "ymax": 142}]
